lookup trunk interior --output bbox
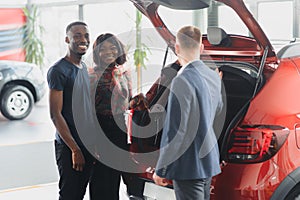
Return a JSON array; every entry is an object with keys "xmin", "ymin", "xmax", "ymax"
[{"xmin": 131, "ymin": 60, "xmax": 263, "ymax": 169}]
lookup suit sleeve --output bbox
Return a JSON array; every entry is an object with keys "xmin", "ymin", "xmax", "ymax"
[{"xmin": 155, "ymin": 75, "xmax": 196, "ymax": 177}]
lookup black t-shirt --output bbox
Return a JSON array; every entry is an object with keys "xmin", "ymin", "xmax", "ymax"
[{"xmin": 47, "ymin": 58, "xmax": 88, "ymax": 146}]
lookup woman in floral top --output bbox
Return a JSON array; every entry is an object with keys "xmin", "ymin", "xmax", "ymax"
[{"xmin": 89, "ymin": 33, "xmax": 144, "ymax": 200}]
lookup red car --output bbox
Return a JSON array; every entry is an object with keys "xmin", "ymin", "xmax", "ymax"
[{"xmin": 129, "ymin": 0, "xmax": 300, "ymax": 199}]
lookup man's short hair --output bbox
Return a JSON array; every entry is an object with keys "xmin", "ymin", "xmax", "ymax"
[
  {"xmin": 177, "ymin": 25, "xmax": 202, "ymax": 49},
  {"xmin": 66, "ymin": 21, "xmax": 87, "ymax": 34}
]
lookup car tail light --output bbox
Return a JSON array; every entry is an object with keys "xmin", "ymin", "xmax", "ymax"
[{"xmin": 227, "ymin": 125, "xmax": 289, "ymax": 163}]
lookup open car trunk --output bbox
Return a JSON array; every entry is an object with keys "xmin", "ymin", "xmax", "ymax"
[
  {"xmin": 129, "ymin": 58, "xmax": 264, "ymax": 182},
  {"xmin": 129, "ymin": 0, "xmax": 277, "ymax": 190}
]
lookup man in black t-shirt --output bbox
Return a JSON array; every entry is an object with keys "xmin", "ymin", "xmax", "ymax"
[{"xmin": 47, "ymin": 21, "xmax": 93, "ymax": 200}]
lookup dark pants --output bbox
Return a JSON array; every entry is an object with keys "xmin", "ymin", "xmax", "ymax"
[
  {"xmin": 89, "ymin": 115, "xmax": 145, "ymax": 200},
  {"xmin": 123, "ymin": 172, "xmax": 145, "ymax": 198},
  {"xmin": 89, "ymin": 161, "xmax": 121, "ymax": 200},
  {"xmin": 173, "ymin": 178, "xmax": 212, "ymax": 200},
  {"xmin": 89, "ymin": 161, "xmax": 145, "ymax": 200},
  {"xmin": 55, "ymin": 141, "xmax": 93, "ymax": 200}
]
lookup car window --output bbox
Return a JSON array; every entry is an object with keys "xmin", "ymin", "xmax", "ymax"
[
  {"xmin": 217, "ymin": 5, "xmax": 249, "ymax": 37},
  {"xmin": 257, "ymin": 1, "xmax": 294, "ymax": 52},
  {"xmin": 157, "ymin": 2, "xmax": 250, "ymax": 37},
  {"xmin": 157, "ymin": 6, "xmax": 195, "ymax": 34}
]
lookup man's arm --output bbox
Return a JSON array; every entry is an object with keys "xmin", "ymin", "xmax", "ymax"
[
  {"xmin": 153, "ymin": 74, "xmax": 197, "ymax": 179},
  {"xmin": 49, "ymin": 89, "xmax": 85, "ymax": 171}
]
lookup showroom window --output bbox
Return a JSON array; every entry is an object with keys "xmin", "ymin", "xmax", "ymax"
[{"xmin": 258, "ymin": 1, "xmax": 293, "ymax": 42}]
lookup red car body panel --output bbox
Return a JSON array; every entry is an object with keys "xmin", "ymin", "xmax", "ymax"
[
  {"xmin": 202, "ymin": 35, "xmax": 265, "ymax": 64},
  {"xmin": 244, "ymin": 58, "xmax": 300, "ymax": 125},
  {"xmin": 212, "ymin": 57, "xmax": 300, "ymax": 199},
  {"xmin": 213, "ymin": 131, "xmax": 300, "ymax": 200},
  {"xmin": 130, "ymin": 0, "xmax": 300, "ymax": 199}
]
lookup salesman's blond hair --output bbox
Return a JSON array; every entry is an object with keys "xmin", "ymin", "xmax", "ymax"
[{"xmin": 176, "ymin": 25, "xmax": 202, "ymax": 50}]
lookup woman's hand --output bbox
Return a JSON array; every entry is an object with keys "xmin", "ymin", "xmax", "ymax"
[{"xmin": 129, "ymin": 93, "xmax": 149, "ymax": 110}]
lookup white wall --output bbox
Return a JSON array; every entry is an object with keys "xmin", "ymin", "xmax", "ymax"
[
  {"xmin": 38, "ymin": 1, "xmax": 178, "ymax": 94},
  {"xmin": 39, "ymin": 5, "xmax": 78, "ymax": 68}
]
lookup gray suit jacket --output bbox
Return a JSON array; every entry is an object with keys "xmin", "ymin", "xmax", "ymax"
[{"xmin": 155, "ymin": 60, "xmax": 223, "ymax": 180}]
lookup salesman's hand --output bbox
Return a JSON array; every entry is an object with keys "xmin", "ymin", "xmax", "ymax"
[{"xmin": 153, "ymin": 172, "xmax": 169, "ymax": 186}]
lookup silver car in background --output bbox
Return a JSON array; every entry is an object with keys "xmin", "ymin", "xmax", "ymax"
[{"xmin": 0, "ymin": 60, "xmax": 46, "ymax": 120}]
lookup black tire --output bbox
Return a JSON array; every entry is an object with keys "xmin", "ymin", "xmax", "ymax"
[
  {"xmin": 0, "ymin": 85, "xmax": 34, "ymax": 120},
  {"xmin": 285, "ymin": 183, "xmax": 300, "ymax": 200}
]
